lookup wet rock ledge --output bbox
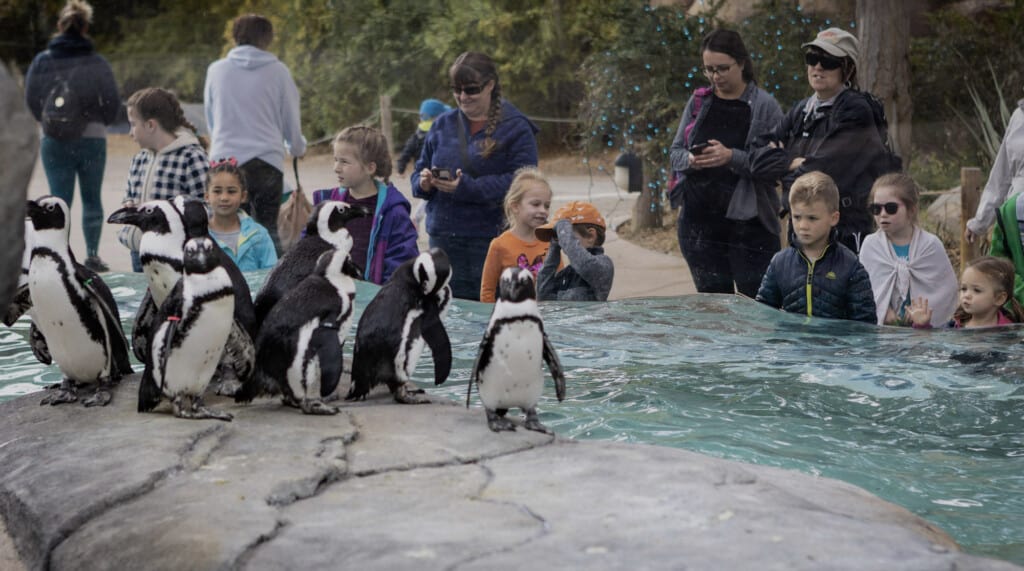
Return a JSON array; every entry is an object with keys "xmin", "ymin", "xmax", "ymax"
[{"xmin": 0, "ymin": 377, "xmax": 1017, "ymax": 571}]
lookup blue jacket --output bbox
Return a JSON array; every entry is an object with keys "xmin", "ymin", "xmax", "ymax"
[
  {"xmin": 211, "ymin": 212, "xmax": 278, "ymax": 271},
  {"xmin": 25, "ymin": 33, "xmax": 120, "ymax": 130},
  {"xmin": 411, "ymin": 101, "xmax": 539, "ymax": 238},
  {"xmin": 312, "ymin": 181, "xmax": 420, "ymax": 284},
  {"xmin": 756, "ymin": 231, "xmax": 876, "ymax": 323}
]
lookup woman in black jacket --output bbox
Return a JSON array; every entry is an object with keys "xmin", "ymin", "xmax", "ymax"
[
  {"xmin": 25, "ymin": 0, "xmax": 120, "ymax": 272},
  {"xmin": 773, "ymin": 27, "xmax": 891, "ymax": 254}
]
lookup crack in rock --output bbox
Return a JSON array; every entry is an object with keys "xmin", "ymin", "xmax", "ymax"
[
  {"xmin": 229, "ymin": 519, "xmax": 288, "ymax": 571},
  {"xmin": 266, "ymin": 434, "xmax": 356, "ymax": 507},
  {"xmin": 350, "ymin": 434, "xmax": 556, "ymax": 479}
]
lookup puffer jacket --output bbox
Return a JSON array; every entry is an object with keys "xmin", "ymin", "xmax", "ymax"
[{"xmin": 756, "ymin": 230, "xmax": 876, "ymax": 323}]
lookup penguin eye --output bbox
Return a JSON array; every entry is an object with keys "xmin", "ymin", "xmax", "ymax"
[
  {"xmin": 45, "ymin": 203, "xmax": 55, "ymax": 212},
  {"xmin": 144, "ymin": 206, "xmax": 155, "ymax": 214}
]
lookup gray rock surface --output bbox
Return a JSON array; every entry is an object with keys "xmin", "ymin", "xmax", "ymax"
[
  {"xmin": 0, "ymin": 64, "xmax": 37, "ymax": 311},
  {"xmin": 0, "ymin": 378, "xmax": 1018, "ymax": 571}
]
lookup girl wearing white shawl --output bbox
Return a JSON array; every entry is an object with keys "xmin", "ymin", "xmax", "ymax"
[{"xmin": 859, "ymin": 174, "xmax": 958, "ymax": 327}]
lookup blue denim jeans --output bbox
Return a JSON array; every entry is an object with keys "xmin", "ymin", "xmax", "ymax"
[
  {"xmin": 428, "ymin": 235, "xmax": 492, "ymax": 301},
  {"xmin": 40, "ymin": 136, "xmax": 107, "ymax": 257}
]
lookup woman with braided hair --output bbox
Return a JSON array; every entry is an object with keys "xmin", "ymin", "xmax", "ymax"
[
  {"xmin": 117, "ymin": 87, "xmax": 210, "ymax": 271},
  {"xmin": 413, "ymin": 51, "xmax": 539, "ymax": 300}
]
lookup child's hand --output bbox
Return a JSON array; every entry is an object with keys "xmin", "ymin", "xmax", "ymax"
[
  {"xmin": 908, "ymin": 297, "xmax": 933, "ymax": 327},
  {"xmin": 883, "ymin": 307, "xmax": 900, "ymax": 325}
]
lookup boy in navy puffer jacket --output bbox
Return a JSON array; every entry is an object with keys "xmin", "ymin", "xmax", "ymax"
[{"xmin": 756, "ymin": 171, "xmax": 876, "ymax": 323}]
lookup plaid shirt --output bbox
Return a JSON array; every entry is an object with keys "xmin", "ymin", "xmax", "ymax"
[{"xmin": 123, "ymin": 143, "xmax": 209, "ymax": 204}]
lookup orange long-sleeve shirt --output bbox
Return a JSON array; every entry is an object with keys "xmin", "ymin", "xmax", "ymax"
[{"xmin": 479, "ymin": 230, "xmax": 556, "ymax": 302}]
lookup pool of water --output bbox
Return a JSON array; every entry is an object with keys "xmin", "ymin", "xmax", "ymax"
[{"xmin": 2, "ymin": 271, "xmax": 1022, "ymax": 564}]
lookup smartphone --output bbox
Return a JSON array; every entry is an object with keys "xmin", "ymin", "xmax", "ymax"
[
  {"xmin": 431, "ymin": 167, "xmax": 453, "ymax": 181},
  {"xmin": 689, "ymin": 142, "xmax": 709, "ymax": 155}
]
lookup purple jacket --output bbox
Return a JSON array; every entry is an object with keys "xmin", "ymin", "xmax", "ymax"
[{"xmin": 312, "ymin": 181, "xmax": 420, "ymax": 284}]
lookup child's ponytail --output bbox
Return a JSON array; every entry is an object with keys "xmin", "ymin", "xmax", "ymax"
[{"xmin": 127, "ymin": 87, "xmax": 208, "ymax": 150}]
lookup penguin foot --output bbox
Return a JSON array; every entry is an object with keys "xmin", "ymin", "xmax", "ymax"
[
  {"xmin": 214, "ymin": 378, "xmax": 243, "ymax": 397},
  {"xmin": 523, "ymin": 408, "xmax": 552, "ymax": 434},
  {"xmin": 40, "ymin": 382, "xmax": 78, "ymax": 406},
  {"xmin": 172, "ymin": 395, "xmax": 233, "ymax": 422},
  {"xmin": 393, "ymin": 383, "xmax": 431, "ymax": 404},
  {"xmin": 486, "ymin": 409, "xmax": 516, "ymax": 432},
  {"xmin": 301, "ymin": 399, "xmax": 339, "ymax": 415},
  {"xmin": 81, "ymin": 389, "xmax": 113, "ymax": 408}
]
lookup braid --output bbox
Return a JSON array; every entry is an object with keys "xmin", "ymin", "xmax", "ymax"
[{"xmin": 480, "ymin": 82, "xmax": 503, "ymax": 159}]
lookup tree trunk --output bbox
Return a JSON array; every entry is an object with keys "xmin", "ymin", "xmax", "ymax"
[
  {"xmin": 856, "ymin": 0, "xmax": 913, "ymax": 164},
  {"xmin": 633, "ymin": 160, "xmax": 662, "ymax": 230}
]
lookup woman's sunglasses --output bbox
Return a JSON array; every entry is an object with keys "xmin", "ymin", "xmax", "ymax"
[
  {"xmin": 451, "ymin": 83, "xmax": 486, "ymax": 96},
  {"xmin": 804, "ymin": 52, "xmax": 843, "ymax": 70},
  {"xmin": 869, "ymin": 202, "xmax": 901, "ymax": 215}
]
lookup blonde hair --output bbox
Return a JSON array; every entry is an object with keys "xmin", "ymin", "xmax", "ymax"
[
  {"xmin": 333, "ymin": 125, "xmax": 392, "ymax": 184},
  {"xmin": 503, "ymin": 167, "xmax": 551, "ymax": 229},
  {"xmin": 57, "ymin": 0, "xmax": 93, "ymax": 35},
  {"xmin": 955, "ymin": 256, "xmax": 1024, "ymax": 324},
  {"xmin": 869, "ymin": 172, "xmax": 919, "ymax": 224},
  {"xmin": 790, "ymin": 171, "xmax": 839, "ymax": 213}
]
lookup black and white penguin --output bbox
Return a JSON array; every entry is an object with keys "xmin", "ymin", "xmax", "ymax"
[
  {"xmin": 238, "ymin": 237, "xmax": 359, "ymax": 414},
  {"xmin": 138, "ymin": 237, "xmax": 236, "ymax": 421},
  {"xmin": 253, "ymin": 200, "xmax": 367, "ymax": 327},
  {"xmin": 346, "ymin": 248, "xmax": 453, "ymax": 404},
  {"xmin": 25, "ymin": 196, "xmax": 133, "ymax": 406},
  {"xmin": 469, "ymin": 267, "xmax": 565, "ymax": 433}
]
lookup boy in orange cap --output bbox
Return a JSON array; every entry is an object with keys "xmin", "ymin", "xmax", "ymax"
[{"xmin": 535, "ymin": 201, "xmax": 615, "ymax": 301}]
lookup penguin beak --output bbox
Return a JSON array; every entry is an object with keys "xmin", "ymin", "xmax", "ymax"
[
  {"xmin": 107, "ymin": 206, "xmax": 141, "ymax": 226},
  {"xmin": 328, "ymin": 204, "xmax": 371, "ymax": 233},
  {"xmin": 26, "ymin": 200, "xmax": 43, "ymax": 219}
]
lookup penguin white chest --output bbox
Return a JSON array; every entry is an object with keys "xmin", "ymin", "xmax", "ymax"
[
  {"xmin": 28, "ymin": 259, "xmax": 108, "ymax": 382},
  {"xmin": 478, "ymin": 320, "xmax": 545, "ymax": 410},
  {"xmin": 155, "ymin": 296, "xmax": 234, "ymax": 396}
]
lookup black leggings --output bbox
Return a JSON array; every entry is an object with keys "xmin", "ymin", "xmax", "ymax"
[
  {"xmin": 677, "ymin": 208, "xmax": 780, "ymax": 297},
  {"xmin": 241, "ymin": 158, "xmax": 284, "ymax": 256}
]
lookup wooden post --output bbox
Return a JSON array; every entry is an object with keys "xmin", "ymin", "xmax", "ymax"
[
  {"xmin": 960, "ymin": 167, "xmax": 984, "ymax": 272},
  {"xmin": 633, "ymin": 160, "xmax": 662, "ymax": 230},
  {"xmin": 379, "ymin": 95, "xmax": 394, "ymax": 154}
]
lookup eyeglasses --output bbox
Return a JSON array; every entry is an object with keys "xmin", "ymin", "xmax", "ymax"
[
  {"xmin": 804, "ymin": 52, "xmax": 843, "ymax": 70},
  {"xmin": 869, "ymin": 202, "xmax": 901, "ymax": 215},
  {"xmin": 702, "ymin": 63, "xmax": 734, "ymax": 77},
  {"xmin": 451, "ymin": 83, "xmax": 486, "ymax": 96}
]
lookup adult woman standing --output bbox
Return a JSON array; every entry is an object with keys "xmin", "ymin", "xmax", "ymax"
[
  {"xmin": 25, "ymin": 0, "xmax": 120, "ymax": 272},
  {"xmin": 774, "ymin": 27, "xmax": 891, "ymax": 254},
  {"xmin": 412, "ymin": 52, "xmax": 539, "ymax": 300},
  {"xmin": 668, "ymin": 29, "xmax": 786, "ymax": 297},
  {"xmin": 965, "ymin": 97, "xmax": 1024, "ymax": 245}
]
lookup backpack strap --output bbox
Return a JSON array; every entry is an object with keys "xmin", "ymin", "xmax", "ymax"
[{"xmin": 683, "ymin": 87, "xmax": 713, "ymax": 147}]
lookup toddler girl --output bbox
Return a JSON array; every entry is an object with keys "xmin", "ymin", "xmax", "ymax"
[
  {"xmin": 118, "ymin": 87, "xmax": 209, "ymax": 272},
  {"xmin": 479, "ymin": 168, "xmax": 554, "ymax": 302},
  {"xmin": 206, "ymin": 158, "xmax": 277, "ymax": 271},
  {"xmin": 859, "ymin": 173, "xmax": 957, "ymax": 327},
  {"xmin": 910, "ymin": 256, "xmax": 1024, "ymax": 328},
  {"xmin": 311, "ymin": 125, "xmax": 419, "ymax": 284}
]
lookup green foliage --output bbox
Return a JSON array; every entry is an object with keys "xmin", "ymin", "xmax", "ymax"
[{"xmin": 949, "ymin": 61, "xmax": 1014, "ymax": 170}]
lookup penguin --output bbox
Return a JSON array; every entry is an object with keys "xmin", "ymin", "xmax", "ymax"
[
  {"xmin": 346, "ymin": 248, "xmax": 453, "ymax": 404},
  {"xmin": 25, "ymin": 196, "xmax": 133, "ymax": 407},
  {"xmin": 107, "ymin": 200, "xmax": 187, "ymax": 362},
  {"xmin": 253, "ymin": 200, "xmax": 367, "ymax": 327},
  {"xmin": 469, "ymin": 267, "xmax": 565, "ymax": 433},
  {"xmin": 138, "ymin": 237, "xmax": 236, "ymax": 421},
  {"xmin": 238, "ymin": 235, "xmax": 360, "ymax": 414}
]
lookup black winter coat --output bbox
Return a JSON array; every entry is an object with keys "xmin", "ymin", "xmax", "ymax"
[
  {"xmin": 755, "ymin": 232, "xmax": 876, "ymax": 323},
  {"xmin": 25, "ymin": 33, "xmax": 120, "ymax": 129}
]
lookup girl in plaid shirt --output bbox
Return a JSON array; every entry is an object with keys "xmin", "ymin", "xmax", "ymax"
[{"xmin": 118, "ymin": 87, "xmax": 209, "ymax": 271}]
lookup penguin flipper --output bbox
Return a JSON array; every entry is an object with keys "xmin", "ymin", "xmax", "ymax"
[
  {"xmin": 342, "ymin": 256, "xmax": 363, "ymax": 280},
  {"xmin": 420, "ymin": 313, "xmax": 452, "ymax": 386},
  {"xmin": 28, "ymin": 321, "xmax": 51, "ymax": 365},
  {"xmin": 76, "ymin": 266, "xmax": 134, "ymax": 377},
  {"xmin": 542, "ymin": 331, "xmax": 565, "ymax": 402},
  {"xmin": 132, "ymin": 289, "xmax": 158, "ymax": 363},
  {"xmin": 138, "ymin": 364, "xmax": 162, "ymax": 412},
  {"xmin": 467, "ymin": 333, "xmax": 492, "ymax": 407},
  {"xmin": 3, "ymin": 284, "xmax": 32, "ymax": 326},
  {"xmin": 314, "ymin": 324, "xmax": 344, "ymax": 398}
]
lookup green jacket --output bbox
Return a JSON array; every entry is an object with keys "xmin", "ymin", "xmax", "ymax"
[{"xmin": 989, "ymin": 193, "xmax": 1024, "ymax": 305}]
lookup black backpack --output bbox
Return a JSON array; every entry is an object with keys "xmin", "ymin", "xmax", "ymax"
[
  {"xmin": 860, "ymin": 90, "xmax": 903, "ymax": 175},
  {"xmin": 41, "ymin": 64, "xmax": 87, "ymax": 141}
]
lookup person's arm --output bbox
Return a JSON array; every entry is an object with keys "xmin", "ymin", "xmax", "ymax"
[
  {"xmin": 968, "ymin": 109, "xmax": 1024, "ymax": 237},
  {"xmin": 23, "ymin": 54, "xmax": 47, "ymax": 121},
  {"xmin": 91, "ymin": 57, "xmax": 120, "ymax": 125},
  {"xmin": 380, "ymin": 213, "xmax": 420, "ymax": 284},
  {"xmin": 411, "ymin": 131, "xmax": 436, "ymax": 200},
  {"xmin": 789, "ymin": 95, "xmax": 879, "ymax": 192},
  {"xmin": 536, "ymin": 240, "xmax": 562, "ymax": 301},
  {"xmin": 181, "ymin": 150, "xmax": 210, "ymax": 199},
  {"xmin": 755, "ymin": 255, "xmax": 782, "ymax": 308},
  {"xmin": 669, "ymin": 94, "xmax": 699, "ymax": 172},
  {"xmin": 728, "ymin": 93, "xmax": 785, "ymax": 178},
  {"xmin": 256, "ymin": 226, "xmax": 278, "ymax": 269},
  {"xmin": 396, "ymin": 132, "xmax": 420, "ymax": 175},
  {"xmin": 553, "ymin": 220, "xmax": 614, "ymax": 300},
  {"xmin": 280, "ymin": 65, "xmax": 306, "ymax": 158},
  {"xmin": 847, "ymin": 262, "xmax": 878, "ymax": 324},
  {"xmin": 478, "ymin": 239, "xmax": 503, "ymax": 303},
  {"xmin": 203, "ymin": 65, "xmax": 215, "ymax": 135},
  {"xmin": 450, "ymin": 121, "xmax": 538, "ymax": 206}
]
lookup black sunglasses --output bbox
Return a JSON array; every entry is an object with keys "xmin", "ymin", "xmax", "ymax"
[
  {"xmin": 451, "ymin": 83, "xmax": 486, "ymax": 96},
  {"xmin": 804, "ymin": 52, "xmax": 843, "ymax": 70},
  {"xmin": 869, "ymin": 202, "xmax": 901, "ymax": 215}
]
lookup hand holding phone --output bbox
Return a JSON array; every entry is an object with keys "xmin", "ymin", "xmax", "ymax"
[
  {"xmin": 689, "ymin": 142, "xmax": 709, "ymax": 155},
  {"xmin": 431, "ymin": 167, "xmax": 453, "ymax": 181}
]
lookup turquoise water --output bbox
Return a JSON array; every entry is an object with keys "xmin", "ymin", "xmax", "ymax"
[{"xmin": 2, "ymin": 272, "xmax": 1022, "ymax": 564}]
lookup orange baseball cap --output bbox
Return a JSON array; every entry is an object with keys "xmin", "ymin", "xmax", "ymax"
[{"xmin": 535, "ymin": 201, "xmax": 606, "ymax": 242}]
